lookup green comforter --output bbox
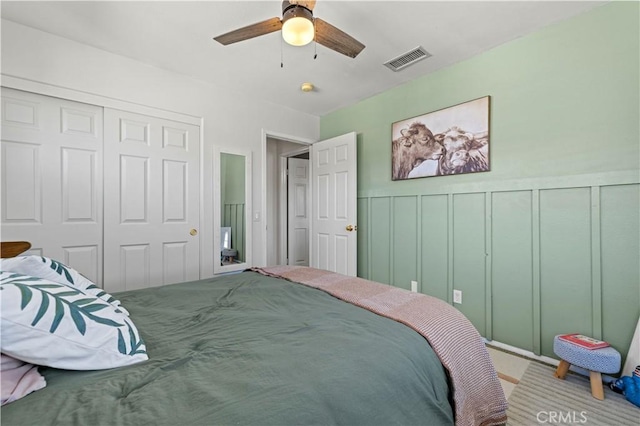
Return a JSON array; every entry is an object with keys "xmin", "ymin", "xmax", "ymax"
[{"xmin": 1, "ymin": 271, "xmax": 453, "ymax": 425}]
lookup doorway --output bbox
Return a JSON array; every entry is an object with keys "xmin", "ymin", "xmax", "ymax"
[
  {"xmin": 262, "ymin": 131, "xmax": 358, "ymax": 273},
  {"xmin": 265, "ymin": 137, "xmax": 311, "ymax": 266}
]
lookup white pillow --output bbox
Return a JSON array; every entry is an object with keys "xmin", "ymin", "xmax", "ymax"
[
  {"xmin": 0, "ymin": 272, "xmax": 148, "ymax": 370},
  {"xmin": 0, "ymin": 256, "xmax": 129, "ymax": 315}
]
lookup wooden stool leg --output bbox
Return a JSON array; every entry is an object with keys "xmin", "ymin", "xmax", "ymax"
[
  {"xmin": 554, "ymin": 360, "xmax": 570, "ymax": 379},
  {"xmin": 590, "ymin": 371, "xmax": 604, "ymax": 400}
]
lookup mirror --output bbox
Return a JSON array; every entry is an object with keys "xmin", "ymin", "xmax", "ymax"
[{"xmin": 214, "ymin": 147, "xmax": 252, "ymax": 274}]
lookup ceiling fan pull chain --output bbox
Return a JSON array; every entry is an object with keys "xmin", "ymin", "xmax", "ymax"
[
  {"xmin": 280, "ymin": 36, "xmax": 284, "ymax": 68},
  {"xmin": 313, "ymin": 19, "xmax": 318, "ymax": 59}
]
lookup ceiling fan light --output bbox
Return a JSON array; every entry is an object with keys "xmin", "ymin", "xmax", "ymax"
[{"xmin": 282, "ymin": 7, "xmax": 314, "ymax": 46}]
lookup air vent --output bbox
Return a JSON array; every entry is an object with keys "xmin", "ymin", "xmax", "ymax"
[{"xmin": 383, "ymin": 46, "xmax": 431, "ymax": 72}]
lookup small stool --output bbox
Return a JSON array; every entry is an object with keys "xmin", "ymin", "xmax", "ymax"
[
  {"xmin": 221, "ymin": 248, "xmax": 238, "ymax": 264},
  {"xmin": 553, "ymin": 335, "xmax": 621, "ymax": 400}
]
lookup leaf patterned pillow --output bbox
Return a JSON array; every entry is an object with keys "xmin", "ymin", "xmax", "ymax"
[
  {"xmin": 0, "ymin": 256, "xmax": 129, "ymax": 315},
  {"xmin": 0, "ymin": 272, "xmax": 148, "ymax": 370}
]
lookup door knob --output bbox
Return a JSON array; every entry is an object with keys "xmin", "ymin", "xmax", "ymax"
[
  {"xmin": 346, "ymin": 225, "xmax": 357, "ymax": 232},
  {"xmin": 190, "ymin": 229, "xmax": 198, "ymax": 236}
]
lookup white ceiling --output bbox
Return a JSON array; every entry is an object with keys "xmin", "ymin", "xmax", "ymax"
[{"xmin": 1, "ymin": 0, "xmax": 606, "ymax": 117}]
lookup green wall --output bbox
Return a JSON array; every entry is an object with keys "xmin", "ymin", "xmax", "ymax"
[{"xmin": 321, "ymin": 2, "xmax": 639, "ymax": 361}]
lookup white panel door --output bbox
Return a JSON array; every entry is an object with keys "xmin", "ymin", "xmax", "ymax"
[
  {"xmin": 1, "ymin": 88, "xmax": 103, "ymax": 283},
  {"xmin": 103, "ymin": 109, "xmax": 200, "ymax": 292},
  {"xmin": 311, "ymin": 132, "xmax": 357, "ymax": 276},
  {"xmin": 287, "ymin": 158, "xmax": 310, "ymax": 266}
]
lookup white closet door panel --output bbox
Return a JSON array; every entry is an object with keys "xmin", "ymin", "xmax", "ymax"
[
  {"xmin": 119, "ymin": 244, "xmax": 151, "ymax": 291},
  {"xmin": 2, "ymin": 96, "xmax": 40, "ymax": 130},
  {"xmin": 119, "ymin": 155, "xmax": 149, "ymax": 223},
  {"xmin": 1, "ymin": 88, "xmax": 103, "ymax": 283},
  {"xmin": 62, "ymin": 148, "xmax": 98, "ymax": 223},
  {"xmin": 61, "ymin": 107, "xmax": 97, "ymax": 137},
  {"xmin": 163, "ymin": 126, "xmax": 188, "ymax": 149},
  {"xmin": 103, "ymin": 108, "xmax": 200, "ymax": 293},
  {"xmin": 163, "ymin": 160, "xmax": 187, "ymax": 222},
  {"xmin": 120, "ymin": 119, "xmax": 150, "ymax": 145},
  {"xmin": 62, "ymin": 245, "xmax": 99, "ymax": 283},
  {"xmin": 163, "ymin": 241, "xmax": 188, "ymax": 284},
  {"xmin": 2, "ymin": 141, "xmax": 41, "ymax": 223}
]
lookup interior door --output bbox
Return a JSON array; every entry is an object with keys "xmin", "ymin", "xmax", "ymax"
[
  {"xmin": 311, "ymin": 132, "xmax": 357, "ymax": 276},
  {"xmin": 287, "ymin": 157, "xmax": 310, "ymax": 266},
  {"xmin": 1, "ymin": 87, "xmax": 104, "ymax": 283},
  {"xmin": 103, "ymin": 108, "xmax": 200, "ymax": 292}
]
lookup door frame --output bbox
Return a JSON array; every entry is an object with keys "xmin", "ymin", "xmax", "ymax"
[
  {"xmin": 280, "ymin": 148, "xmax": 310, "ymax": 265},
  {"xmin": 261, "ymin": 130, "xmax": 314, "ymax": 267}
]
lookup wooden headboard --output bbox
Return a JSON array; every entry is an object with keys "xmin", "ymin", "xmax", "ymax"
[{"xmin": 1, "ymin": 241, "xmax": 31, "ymax": 258}]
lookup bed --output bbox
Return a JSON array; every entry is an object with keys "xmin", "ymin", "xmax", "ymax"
[{"xmin": 0, "ymin": 242, "xmax": 507, "ymax": 426}]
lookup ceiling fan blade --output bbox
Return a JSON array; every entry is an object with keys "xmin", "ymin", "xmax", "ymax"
[
  {"xmin": 289, "ymin": 0, "xmax": 316, "ymax": 11},
  {"xmin": 314, "ymin": 18, "xmax": 365, "ymax": 58},
  {"xmin": 214, "ymin": 17, "xmax": 283, "ymax": 45}
]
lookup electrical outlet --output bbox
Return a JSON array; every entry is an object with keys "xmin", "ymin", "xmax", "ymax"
[
  {"xmin": 410, "ymin": 280, "xmax": 418, "ymax": 293},
  {"xmin": 453, "ymin": 289, "xmax": 462, "ymax": 304}
]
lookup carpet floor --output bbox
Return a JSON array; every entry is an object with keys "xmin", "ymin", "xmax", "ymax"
[{"xmin": 506, "ymin": 361, "xmax": 639, "ymax": 425}]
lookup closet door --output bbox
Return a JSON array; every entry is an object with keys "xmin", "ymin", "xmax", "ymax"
[
  {"xmin": 1, "ymin": 88, "xmax": 104, "ymax": 284},
  {"xmin": 103, "ymin": 109, "xmax": 200, "ymax": 292}
]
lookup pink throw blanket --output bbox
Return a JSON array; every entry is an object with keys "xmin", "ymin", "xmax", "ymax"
[
  {"xmin": 1, "ymin": 354, "xmax": 46, "ymax": 405},
  {"xmin": 252, "ymin": 266, "xmax": 508, "ymax": 426}
]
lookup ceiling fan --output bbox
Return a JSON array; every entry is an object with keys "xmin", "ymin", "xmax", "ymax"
[{"xmin": 213, "ymin": 1, "xmax": 365, "ymax": 58}]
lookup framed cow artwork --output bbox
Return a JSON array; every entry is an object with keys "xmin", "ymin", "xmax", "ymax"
[{"xmin": 391, "ymin": 96, "xmax": 490, "ymax": 180}]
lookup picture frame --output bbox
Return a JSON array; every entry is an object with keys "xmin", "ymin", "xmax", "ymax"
[
  {"xmin": 220, "ymin": 226, "xmax": 232, "ymax": 250},
  {"xmin": 391, "ymin": 96, "xmax": 490, "ymax": 180}
]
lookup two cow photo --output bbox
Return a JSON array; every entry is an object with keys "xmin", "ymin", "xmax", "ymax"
[{"xmin": 392, "ymin": 96, "xmax": 490, "ymax": 180}]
